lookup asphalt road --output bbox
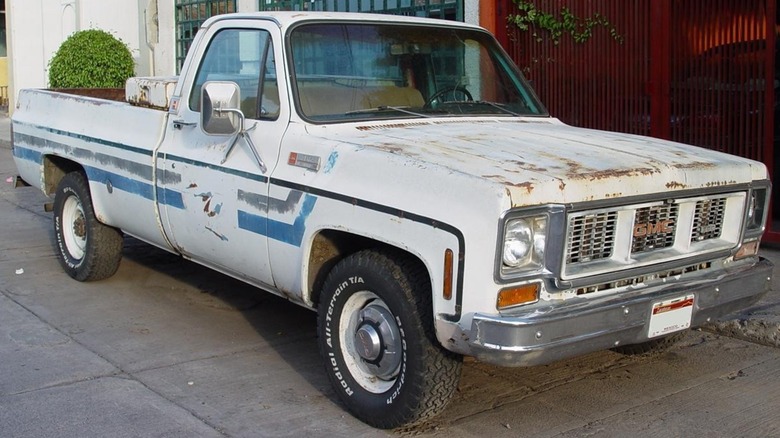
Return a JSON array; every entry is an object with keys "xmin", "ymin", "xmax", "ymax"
[{"xmin": 1, "ymin": 117, "xmax": 779, "ymax": 437}]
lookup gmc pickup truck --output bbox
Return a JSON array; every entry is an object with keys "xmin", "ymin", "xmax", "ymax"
[{"xmin": 12, "ymin": 12, "xmax": 773, "ymax": 429}]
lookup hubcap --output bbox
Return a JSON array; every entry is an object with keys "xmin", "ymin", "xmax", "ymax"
[
  {"xmin": 339, "ymin": 291, "xmax": 403, "ymax": 393},
  {"xmin": 62, "ymin": 196, "xmax": 87, "ymax": 260},
  {"xmin": 353, "ymin": 304, "xmax": 402, "ymax": 380}
]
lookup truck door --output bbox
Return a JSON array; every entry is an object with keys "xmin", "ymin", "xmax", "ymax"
[{"xmin": 156, "ymin": 22, "xmax": 287, "ymax": 288}]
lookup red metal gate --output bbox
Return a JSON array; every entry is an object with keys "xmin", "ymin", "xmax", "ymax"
[{"xmin": 496, "ymin": 0, "xmax": 778, "ymax": 242}]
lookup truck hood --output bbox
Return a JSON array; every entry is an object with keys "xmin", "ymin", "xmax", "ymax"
[{"xmin": 307, "ymin": 118, "xmax": 767, "ymax": 207}]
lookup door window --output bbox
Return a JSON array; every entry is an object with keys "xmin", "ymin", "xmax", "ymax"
[{"xmin": 189, "ymin": 28, "xmax": 279, "ymax": 120}]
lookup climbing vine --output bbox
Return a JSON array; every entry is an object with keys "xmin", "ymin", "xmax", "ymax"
[{"xmin": 507, "ymin": 1, "xmax": 624, "ymax": 45}]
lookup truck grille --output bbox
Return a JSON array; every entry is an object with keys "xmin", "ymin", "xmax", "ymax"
[
  {"xmin": 691, "ymin": 197, "xmax": 726, "ymax": 242},
  {"xmin": 566, "ymin": 212, "xmax": 617, "ymax": 263},
  {"xmin": 632, "ymin": 204, "xmax": 678, "ymax": 253},
  {"xmin": 562, "ymin": 192, "xmax": 744, "ymax": 280}
]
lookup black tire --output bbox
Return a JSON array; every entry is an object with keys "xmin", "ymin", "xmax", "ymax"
[
  {"xmin": 53, "ymin": 171, "xmax": 123, "ymax": 281},
  {"xmin": 611, "ymin": 331, "xmax": 687, "ymax": 356},
  {"xmin": 317, "ymin": 249, "xmax": 463, "ymax": 429}
]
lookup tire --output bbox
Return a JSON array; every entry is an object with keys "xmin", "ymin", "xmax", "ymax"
[
  {"xmin": 611, "ymin": 331, "xmax": 687, "ymax": 356},
  {"xmin": 317, "ymin": 249, "xmax": 463, "ymax": 429},
  {"xmin": 53, "ymin": 171, "xmax": 123, "ymax": 281}
]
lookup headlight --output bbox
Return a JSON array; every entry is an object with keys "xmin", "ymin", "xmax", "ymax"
[
  {"xmin": 744, "ymin": 185, "xmax": 769, "ymax": 237},
  {"xmin": 502, "ymin": 215, "xmax": 547, "ymax": 274}
]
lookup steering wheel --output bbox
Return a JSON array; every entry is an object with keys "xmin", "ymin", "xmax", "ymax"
[{"xmin": 424, "ymin": 86, "xmax": 474, "ymax": 108}]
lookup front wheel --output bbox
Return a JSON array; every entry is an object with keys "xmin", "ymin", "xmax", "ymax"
[
  {"xmin": 53, "ymin": 171, "xmax": 123, "ymax": 281},
  {"xmin": 317, "ymin": 250, "xmax": 462, "ymax": 429}
]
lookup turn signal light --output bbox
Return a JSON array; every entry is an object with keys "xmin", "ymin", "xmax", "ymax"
[
  {"xmin": 734, "ymin": 240, "xmax": 760, "ymax": 260},
  {"xmin": 497, "ymin": 283, "xmax": 539, "ymax": 309}
]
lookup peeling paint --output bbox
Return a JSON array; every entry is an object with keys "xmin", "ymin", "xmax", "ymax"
[
  {"xmin": 237, "ymin": 189, "xmax": 303, "ymax": 214},
  {"xmin": 195, "ymin": 192, "xmax": 212, "ymax": 202},
  {"xmin": 323, "ymin": 151, "xmax": 338, "ymax": 173},
  {"xmin": 205, "ymin": 226, "xmax": 229, "ymax": 241},
  {"xmin": 207, "ymin": 203, "xmax": 222, "ymax": 217}
]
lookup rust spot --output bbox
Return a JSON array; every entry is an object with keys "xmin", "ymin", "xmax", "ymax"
[
  {"xmin": 666, "ymin": 181, "xmax": 687, "ymax": 190},
  {"xmin": 705, "ymin": 180, "xmax": 738, "ymax": 187},
  {"xmin": 509, "ymin": 181, "xmax": 534, "ymax": 194},
  {"xmin": 371, "ymin": 143, "xmax": 405, "ymax": 154},
  {"xmin": 203, "ymin": 198, "xmax": 211, "ymax": 213},
  {"xmin": 604, "ymin": 192, "xmax": 623, "ymax": 198},
  {"xmin": 187, "ymin": 183, "xmax": 198, "ymax": 189},
  {"xmin": 570, "ymin": 167, "xmax": 658, "ymax": 181},
  {"xmin": 509, "ymin": 160, "xmax": 548, "ymax": 173},
  {"xmin": 672, "ymin": 161, "xmax": 716, "ymax": 169},
  {"xmin": 559, "ymin": 180, "xmax": 566, "ymax": 191}
]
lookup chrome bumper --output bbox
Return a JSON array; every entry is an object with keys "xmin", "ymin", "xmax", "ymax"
[{"xmin": 461, "ymin": 257, "xmax": 773, "ymax": 367}]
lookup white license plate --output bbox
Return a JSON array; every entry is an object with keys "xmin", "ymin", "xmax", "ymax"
[{"xmin": 648, "ymin": 294, "xmax": 694, "ymax": 338}]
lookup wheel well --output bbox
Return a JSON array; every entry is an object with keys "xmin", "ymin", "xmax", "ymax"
[
  {"xmin": 43, "ymin": 155, "xmax": 84, "ymax": 196},
  {"xmin": 307, "ymin": 230, "xmax": 430, "ymax": 306}
]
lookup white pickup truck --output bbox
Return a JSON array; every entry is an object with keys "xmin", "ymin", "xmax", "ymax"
[{"xmin": 12, "ymin": 12, "xmax": 773, "ymax": 429}]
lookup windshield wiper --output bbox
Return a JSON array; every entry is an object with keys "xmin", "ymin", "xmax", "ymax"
[
  {"xmin": 345, "ymin": 106, "xmax": 433, "ymax": 118},
  {"xmin": 439, "ymin": 100, "xmax": 524, "ymax": 116}
]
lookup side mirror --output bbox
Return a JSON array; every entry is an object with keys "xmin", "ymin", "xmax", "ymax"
[{"xmin": 201, "ymin": 81, "xmax": 241, "ymax": 135}]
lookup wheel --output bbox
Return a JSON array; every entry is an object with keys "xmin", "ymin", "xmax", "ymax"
[
  {"xmin": 317, "ymin": 249, "xmax": 463, "ymax": 429},
  {"xmin": 53, "ymin": 171, "xmax": 123, "ymax": 281},
  {"xmin": 611, "ymin": 331, "xmax": 687, "ymax": 356},
  {"xmin": 424, "ymin": 86, "xmax": 473, "ymax": 108}
]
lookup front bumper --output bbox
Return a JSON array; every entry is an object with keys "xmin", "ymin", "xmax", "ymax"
[{"xmin": 456, "ymin": 257, "xmax": 772, "ymax": 367}]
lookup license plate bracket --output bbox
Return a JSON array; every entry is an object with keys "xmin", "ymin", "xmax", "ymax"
[{"xmin": 648, "ymin": 294, "xmax": 694, "ymax": 338}]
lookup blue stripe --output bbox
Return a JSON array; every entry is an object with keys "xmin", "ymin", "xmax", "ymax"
[
  {"xmin": 15, "ymin": 121, "xmax": 152, "ymax": 156},
  {"xmin": 238, "ymin": 194, "xmax": 317, "ymax": 247},
  {"xmin": 83, "ymin": 166, "xmax": 184, "ymax": 209},
  {"xmin": 12, "ymin": 145, "xmax": 43, "ymax": 163}
]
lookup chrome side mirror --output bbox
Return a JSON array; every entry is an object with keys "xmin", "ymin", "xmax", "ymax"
[{"xmin": 201, "ymin": 81, "xmax": 241, "ymax": 135}]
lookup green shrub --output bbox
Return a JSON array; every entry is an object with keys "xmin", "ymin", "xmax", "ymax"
[{"xmin": 48, "ymin": 29, "xmax": 135, "ymax": 88}]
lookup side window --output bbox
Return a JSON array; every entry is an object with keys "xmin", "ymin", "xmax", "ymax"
[{"xmin": 189, "ymin": 28, "xmax": 279, "ymax": 120}]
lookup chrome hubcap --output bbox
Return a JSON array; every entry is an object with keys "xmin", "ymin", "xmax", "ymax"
[
  {"xmin": 353, "ymin": 304, "xmax": 402, "ymax": 380},
  {"xmin": 340, "ymin": 291, "xmax": 403, "ymax": 393}
]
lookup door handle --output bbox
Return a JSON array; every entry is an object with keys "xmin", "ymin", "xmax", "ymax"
[{"xmin": 173, "ymin": 120, "xmax": 196, "ymax": 130}]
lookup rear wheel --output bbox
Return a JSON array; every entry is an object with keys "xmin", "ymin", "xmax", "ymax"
[
  {"xmin": 317, "ymin": 249, "xmax": 462, "ymax": 429},
  {"xmin": 53, "ymin": 172, "xmax": 123, "ymax": 281}
]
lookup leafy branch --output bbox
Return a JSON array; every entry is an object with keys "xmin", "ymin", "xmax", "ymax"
[{"xmin": 508, "ymin": 1, "xmax": 624, "ymax": 45}]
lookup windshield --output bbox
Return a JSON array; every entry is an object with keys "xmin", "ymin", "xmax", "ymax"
[{"xmin": 289, "ymin": 22, "xmax": 547, "ymax": 122}]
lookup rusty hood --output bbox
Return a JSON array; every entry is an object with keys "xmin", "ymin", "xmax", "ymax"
[{"xmin": 309, "ymin": 118, "xmax": 768, "ymax": 207}]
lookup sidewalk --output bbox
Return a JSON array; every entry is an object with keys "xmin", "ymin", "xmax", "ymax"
[{"xmin": 1, "ymin": 113, "xmax": 778, "ymax": 347}]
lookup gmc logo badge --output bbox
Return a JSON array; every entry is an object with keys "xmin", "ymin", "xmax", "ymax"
[{"xmin": 634, "ymin": 220, "xmax": 675, "ymax": 237}]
